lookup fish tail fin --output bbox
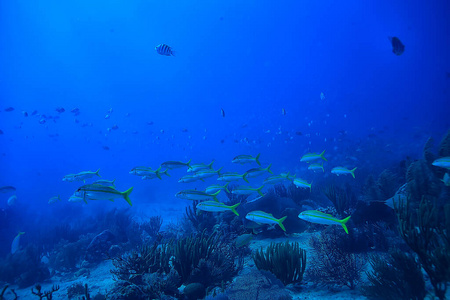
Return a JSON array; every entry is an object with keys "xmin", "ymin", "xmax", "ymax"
[
  {"xmin": 186, "ymin": 159, "xmax": 192, "ymax": 167},
  {"xmin": 217, "ymin": 167, "xmax": 223, "ymax": 175},
  {"xmin": 224, "ymin": 182, "xmax": 230, "ymax": 193},
  {"xmin": 278, "ymin": 216, "xmax": 287, "ymax": 232},
  {"xmin": 112, "ymin": 179, "xmax": 116, "ymax": 186},
  {"xmin": 208, "ymin": 160, "xmax": 215, "ymax": 168},
  {"xmin": 212, "ymin": 190, "xmax": 221, "ymax": 202},
  {"xmin": 266, "ymin": 164, "xmax": 273, "ymax": 174},
  {"xmin": 320, "ymin": 150, "xmax": 327, "ymax": 161},
  {"xmin": 257, "ymin": 185, "xmax": 264, "ymax": 196},
  {"xmin": 155, "ymin": 166, "xmax": 162, "ymax": 180},
  {"xmin": 243, "ymin": 172, "xmax": 249, "ymax": 183},
  {"xmin": 340, "ymin": 215, "xmax": 351, "ymax": 234},
  {"xmin": 122, "ymin": 187, "xmax": 133, "ymax": 206},
  {"xmin": 320, "ymin": 150, "xmax": 327, "ymax": 159},
  {"xmin": 96, "ymin": 168, "xmax": 101, "ymax": 177},
  {"xmin": 19, "ymin": 232, "xmax": 25, "ymax": 236},
  {"xmin": 255, "ymin": 153, "xmax": 261, "ymax": 166},
  {"xmin": 350, "ymin": 167, "xmax": 357, "ymax": 179},
  {"xmin": 230, "ymin": 203, "xmax": 240, "ymax": 216},
  {"xmin": 163, "ymin": 169, "xmax": 170, "ymax": 177}
]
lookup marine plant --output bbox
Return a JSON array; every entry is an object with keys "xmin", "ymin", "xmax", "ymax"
[
  {"xmin": 362, "ymin": 251, "xmax": 426, "ymax": 300},
  {"xmin": 0, "ymin": 285, "xmax": 17, "ymax": 300},
  {"xmin": 273, "ymin": 183, "xmax": 288, "ymax": 198},
  {"xmin": 67, "ymin": 283, "xmax": 85, "ymax": 299},
  {"xmin": 48, "ymin": 235, "xmax": 92, "ymax": 271},
  {"xmin": 0, "ymin": 244, "xmax": 50, "ymax": 288},
  {"xmin": 184, "ymin": 200, "xmax": 217, "ymax": 234},
  {"xmin": 287, "ymin": 183, "xmax": 311, "ymax": 206},
  {"xmin": 406, "ymin": 160, "xmax": 441, "ymax": 203},
  {"xmin": 141, "ymin": 215, "xmax": 163, "ymax": 239},
  {"xmin": 438, "ymin": 129, "xmax": 450, "ymax": 157},
  {"xmin": 31, "ymin": 284, "xmax": 60, "ymax": 300},
  {"xmin": 98, "ymin": 208, "xmax": 132, "ymax": 243},
  {"xmin": 172, "ymin": 230, "xmax": 220, "ymax": 283},
  {"xmin": 362, "ymin": 168, "xmax": 403, "ymax": 202},
  {"xmin": 224, "ymin": 184, "xmax": 249, "ymax": 205},
  {"xmin": 396, "ymin": 198, "xmax": 450, "ymax": 300},
  {"xmin": 111, "ymin": 242, "xmax": 172, "ymax": 284},
  {"xmin": 252, "ymin": 241, "xmax": 306, "ymax": 285},
  {"xmin": 323, "ymin": 183, "xmax": 356, "ymax": 217},
  {"xmin": 307, "ymin": 230, "xmax": 366, "ymax": 289},
  {"xmin": 225, "ymin": 269, "xmax": 293, "ymax": 300}
]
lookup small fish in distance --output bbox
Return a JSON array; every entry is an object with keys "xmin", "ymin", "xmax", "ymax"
[
  {"xmin": 432, "ymin": 157, "xmax": 450, "ymax": 169},
  {"xmin": 11, "ymin": 232, "xmax": 25, "ymax": 254},
  {"xmin": 389, "ymin": 36, "xmax": 404, "ymax": 56},
  {"xmin": 71, "ymin": 108, "xmax": 80, "ymax": 116},
  {"xmin": 0, "ymin": 186, "xmax": 16, "ymax": 193},
  {"xmin": 7, "ymin": 195, "xmax": 17, "ymax": 206},
  {"xmin": 155, "ymin": 44, "xmax": 175, "ymax": 56}
]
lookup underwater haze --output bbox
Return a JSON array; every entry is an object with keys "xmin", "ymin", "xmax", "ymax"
[{"xmin": 1, "ymin": 0, "xmax": 450, "ymax": 299}]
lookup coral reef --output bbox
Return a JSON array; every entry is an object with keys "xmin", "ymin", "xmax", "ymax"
[
  {"xmin": 253, "ymin": 241, "xmax": 306, "ymax": 285},
  {"xmin": 31, "ymin": 284, "xmax": 60, "ymax": 300},
  {"xmin": 0, "ymin": 244, "xmax": 50, "ymax": 288},
  {"xmin": 286, "ymin": 183, "xmax": 311, "ymax": 206},
  {"xmin": 225, "ymin": 269, "xmax": 292, "ymax": 300},
  {"xmin": 184, "ymin": 201, "xmax": 217, "ymax": 234},
  {"xmin": 438, "ymin": 130, "xmax": 450, "ymax": 157},
  {"xmin": 363, "ymin": 169, "xmax": 403, "ymax": 202},
  {"xmin": 111, "ymin": 242, "xmax": 171, "ymax": 284},
  {"xmin": 108, "ymin": 269, "xmax": 181, "ymax": 299},
  {"xmin": 362, "ymin": 251, "xmax": 426, "ymax": 300},
  {"xmin": 141, "ymin": 215, "xmax": 163, "ymax": 240},
  {"xmin": 323, "ymin": 183, "xmax": 356, "ymax": 217},
  {"xmin": 85, "ymin": 230, "xmax": 115, "ymax": 263},
  {"xmin": 396, "ymin": 198, "xmax": 450, "ymax": 300},
  {"xmin": 48, "ymin": 235, "xmax": 92, "ymax": 271},
  {"xmin": 406, "ymin": 160, "xmax": 441, "ymax": 203},
  {"xmin": 172, "ymin": 230, "xmax": 241, "ymax": 287},
  {"xmin": 0, "ymin": 285, "xmax": 17, "ymax": 300},
  {"xmin": 307, "ymin": 230, "xmax": 366, "ymax": 289}
]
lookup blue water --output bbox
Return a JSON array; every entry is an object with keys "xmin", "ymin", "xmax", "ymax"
[{"xmin": 0, "ymin": 0, "xmax": 449, "ymax": 295}]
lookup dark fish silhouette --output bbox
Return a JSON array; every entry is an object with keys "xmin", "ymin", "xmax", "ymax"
[
  {"xmin": 4, "ymin": 107, "xmax": 14, "ymax": 112},
  {"xmin": 155, "ymin": 44, "xmax": 175, "ymax": 56},
  {"xmin": 71, "ymin": 108, "xmax": 80, "ymax": 116},
  {"xmin": 0, "ymin": 186, "xmax": 16, "ymax": 193},
  {"xmin": 389, "ymin": 36, "xmax": 404, "ymax": 56},
  {"xmin": 221, "ymin": 108, "xmax": 225, "ymax": 117}
]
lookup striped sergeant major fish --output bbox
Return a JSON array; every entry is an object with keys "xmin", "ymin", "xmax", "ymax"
[{"xmin": 155, "ymin": 44, "xmax": 175, "ymax": 56}]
